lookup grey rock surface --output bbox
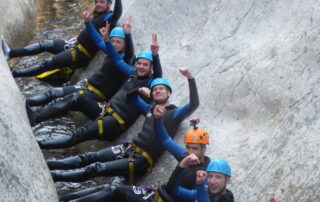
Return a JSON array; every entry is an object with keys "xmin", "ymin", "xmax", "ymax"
[
  {"xmin": 120, "ymin": 0, "xmax": 320, "ymax": 201},
  {"xmin": 0, "ymin": 0, "xmax": 58, "ymax": 201}
]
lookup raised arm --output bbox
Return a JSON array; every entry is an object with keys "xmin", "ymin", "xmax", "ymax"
[
  {"xmin": 150, "ymin": 33, "xmax": 162, "ymax": 78},
  {"xmin": 166, "ymin": 154, "xmax": 201, "ymax": 200},
  {"xmin": 83, "ymin": 9, "xmax": 109, "ymax": 53},
  {"xmin": 101, "ymin": 22, "xmax": 135, "ymax": 76},
  {"xmin": 127, "ymin": 87, "xmax": 151, "ymax": 115},
  {"xmin": 172, "ymin": 67, "xmax": 199, "ymax": 121},
  {"xmin": 108, "ymin": 0, "xmax": 122, "ymax": 29},
  {"xmin": 196, "ymin": 170, "xmax": 210, "ymax": 202},
  {"xmin": 122, "ymin": 16, "xmax": 134, "ymax": 63},
  {"xmin": 153, "ymin": 105, "xmax": 185, "ymax": 160}
]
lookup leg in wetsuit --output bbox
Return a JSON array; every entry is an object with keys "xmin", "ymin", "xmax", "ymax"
[
  {"xmin": 29, "ymin": 89, "xmax": 102, "ymax": 125},
  {"xmin": 37, "ymin": 112, "xmax": 124, "ymax": 149},
  {"xmin": 26, "ymin": 85, "xmax": 80, "ymax": 107},
  {"xmin": 59, "ymin": 184, "xmax": 150, "ymax": 202},
  {"xmin": 11, "ymin": 42, "xmax": 91, "ymax": 77},
  {"xmin": 9, "ymin": 39, "xmax": 66, "ymax": 58},
  {"xmin": 49, "ymin": 145, "xmax": 149, "ymax": 183}
]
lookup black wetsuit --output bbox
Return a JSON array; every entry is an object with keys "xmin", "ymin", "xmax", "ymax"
[
  {"xmin": 165, "ymin": 156, "xmax": 210, "ymax": 202},
  {"xmin": 10, "ymin": 0, "xmax": 122, "ymax": 78},
  {"xmin": 59, "ymin": 184, "xmax": 165, "ymax": 202},
  {"xmin": 37, "ymin": 52, "xmax": 162, "ymax": 149},
  {"xmin": 27, "ymin": 33, "xmax": 134, "ymax": 126},
  {"xmin": 208, "ymin": 190, "xmax": 234, "ymax": 202},
  {"xmin": 57, "ymin": 156, "xmax": 209, "ymax": 202},
  {"xmin": 57, "ymin": 159, "xmax": 210, "ymax": 202},
  {"xmin": 47, "ymin": 77, "xmax": 198, "ymax": 184}
]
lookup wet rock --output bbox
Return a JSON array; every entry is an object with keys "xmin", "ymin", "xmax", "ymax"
[{"xmin": 0, "ymin": 0, "xmax": 58, "ymax": 201}]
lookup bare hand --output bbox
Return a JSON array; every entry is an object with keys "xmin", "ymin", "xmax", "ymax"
[
  {"xmin": 82, "ymin": 8, "xmax": 93, "ymax": 22},
  {"xmin": 138, "ymin": 87, "xmax": 150, "ymax": 98},
  {"xmin": 269, "ymin": 196, "xmax": 284, "ymax": 202},
  {"xmin": 122, "ymin": 16, "xmax": 132, "ymax": 35},
  {"xmin": 180, "ymin": 153, "xmax": 200, "ymax": 168},
  {"xmin": 150, "ymin": 33, "xmax": 159, "ymax": 55},
  {"xmin": 99, "ymin": 21, "xmax": 110, "ymax": 42},
  {"xmin": 179, "ymin": 67, "xmax": 193, "ymax": 79},
  {"xmin": 196, "ymin": 170, "xmax": 208, "ymax": 185},
  {"xmin": 153, "ymin": 105, "xmax": 166, "ymax": 119}
]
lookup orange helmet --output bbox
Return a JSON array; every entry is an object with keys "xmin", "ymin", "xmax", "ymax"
[{"xmin": 184, "ymin": 127, "xmax": 209, "ymax": 145}]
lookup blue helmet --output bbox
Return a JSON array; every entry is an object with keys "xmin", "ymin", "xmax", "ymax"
[
  {"xmin": 206, "ymin": 159, "xmax": 231, "ymax": 177},
  {"xmin": 109, "ymin": 27, "xmax": 125, "ymax": 38},
  {"xmin": 137, "ymin": 50, "xmax": 153, "ymax": 62},
  {"xmin": 150, "ymin": 78, "xmax": 172, "ymax": 93}
]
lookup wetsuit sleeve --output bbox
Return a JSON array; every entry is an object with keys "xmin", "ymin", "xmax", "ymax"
[
  {"xmin": 108, "ymin": 0, "xmax": 122, "ymax": 29},
  {"xmin": 196, "ymin": 184, "xmax": 210, "ymax": 202},
  {"xmin": 123, "ymin": 34, "xmax": 134, "ymax": 64},
  {"xmin": 152, "ymin": 54, "xmax": 162, "ymax": 79},
  {"xmin": 105, "ymin": 41, "xmax": 136, "ymax": 76},
  {"xmin": 127, "ymin": 88, "xmax": 151, "ymax": 115},
  {"xmin": 85, "ymin": 21, "xmax": 108, "ymax": 52},
  {"xmin": 155, "ymin": 119, "xmax": 185, "ymax": 159},
  {"xmin": 172, "ymin": 78, "xmax": 199, "ymax": 121},
  {"xmin": 166, "ymin": 166, "xmax": 197, "ymax": 200}
]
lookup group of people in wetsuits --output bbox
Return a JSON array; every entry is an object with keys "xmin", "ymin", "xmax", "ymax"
[{"xmin": 1, "ymin": 0, "xmax": 285, "ymax": 202}]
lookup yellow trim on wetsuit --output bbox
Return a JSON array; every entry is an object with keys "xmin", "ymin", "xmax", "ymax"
[
  {"xmin": 97, "ymin": 105, "xmax": 126, "ymax": 137},
  {"xmin": 131, "ymin": 144, "xmax": 153, "ymax": 172},
  {"xmin": 98, "ymin": 119, "xmax": 104, "ymax": 136},
  {"xmin": 76, "ymin": 42, "xmax": 92, "ymax": 58},
  {"xmin": 127, "ymin": 144, "xmax": 154, "ymax": 185},
  {"xmin": 71, "ymin": 48, "xmax": 77, "ymax": 62},
  {"xmin": 83, "ymin": 81, "xmax": 106, "ymax": 100}
]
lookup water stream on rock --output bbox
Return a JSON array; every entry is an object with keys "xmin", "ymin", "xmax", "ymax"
[{"xmin": 10, "ymin": 0, "xmax": 117, "ymax": 195}]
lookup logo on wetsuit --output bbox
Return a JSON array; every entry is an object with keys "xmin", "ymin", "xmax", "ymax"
[
  {"xmin": 111, "ymin": 145, "xmax": 122, "ymax": 154},
  {"xmin": 132, "ymin": 186, "xmax": 146, "ymax": 195}
]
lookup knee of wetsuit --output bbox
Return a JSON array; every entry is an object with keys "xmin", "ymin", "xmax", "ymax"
[
  {"xmin": 71, "ymin": 93, "xmax": 83, "ymax": 104},
  {"xmin": 50, "ymin": 87, "xmax": 65, "ymax": 99},
  {"xmin": 102, "ymin": 184, "xmax": 117, "ymax": 193},
  {"xmin": 43, "ymin": 57, "xmax": 54, "ymax": 68},
  {"xmin": 39, "ymin": 40, "xmax": 55, "ymax": 49}
]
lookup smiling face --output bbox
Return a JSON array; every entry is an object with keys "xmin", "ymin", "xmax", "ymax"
[
  {"xmin": 207, "ymin": 172, "xmax": 230, "ymax": 195},
  {"xmin": 136, "ymin": 58, "xmax": 152, "ymax": 77},
  {"xmin": 95, "ymin": 0, "xmax": 111, "ymax": 12},
  {"xmin": 152, "ymin": 84, "xmax": 170, "ymax": 104},
  {"xmin": 110, "ymin": 36, "xmax": 125, "ymax": 53}
]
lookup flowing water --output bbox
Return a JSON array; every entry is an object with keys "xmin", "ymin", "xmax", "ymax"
[{"xmin": 10, "ymin": 0, "xmax": 117, "ymax": 195}]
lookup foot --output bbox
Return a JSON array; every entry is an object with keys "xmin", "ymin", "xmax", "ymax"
[
  {"xmin": 1, "ymin": 35, "xmax": 11, "ymax": 60},
  {"xmin": 50, "ymin": 170, "xmax": 60, "ymax": 181},
  {"xmin": 25, "ymin": 100, "xmax": 37, "ymax": 127}
]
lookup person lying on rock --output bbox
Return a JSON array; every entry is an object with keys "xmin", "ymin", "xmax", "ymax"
[
  {"xmin": 196, "ymin": 159, "xmax": 234, "ymax": 202},
  {"xmin": 47, "ymin": 67, "xmax": 198, "ymax": 186},
  {"xmin": 36, "ymin": 28, "xmax": 162, "ymax": 149},
  {"xmin": 26, "ymin": 16, "xmax": 134, "ymax": 126},
  {"xmin": 1, "ymin": 0, "xmax": 121, "ymax": 80},
  {"xmin": 57, "ymin": 116, "xmax": 207, "ymax": 202}
]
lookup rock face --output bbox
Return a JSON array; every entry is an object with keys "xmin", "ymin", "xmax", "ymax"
[
  {"xmin": 0, "ymin": 0, "xmax": 58, "ymax": 201},
  {"xmin": 121, "ymin": 0, "xmax": 320, "ymax": 201}
]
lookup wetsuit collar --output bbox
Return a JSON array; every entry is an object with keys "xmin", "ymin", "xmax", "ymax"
[
  {"xmin": 93, "ymin": 10, "xmax": 110, "ymax": 16},
  {"xmin": 209, "ymin": 189, "xmax": 234, "ymax": 202}
]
